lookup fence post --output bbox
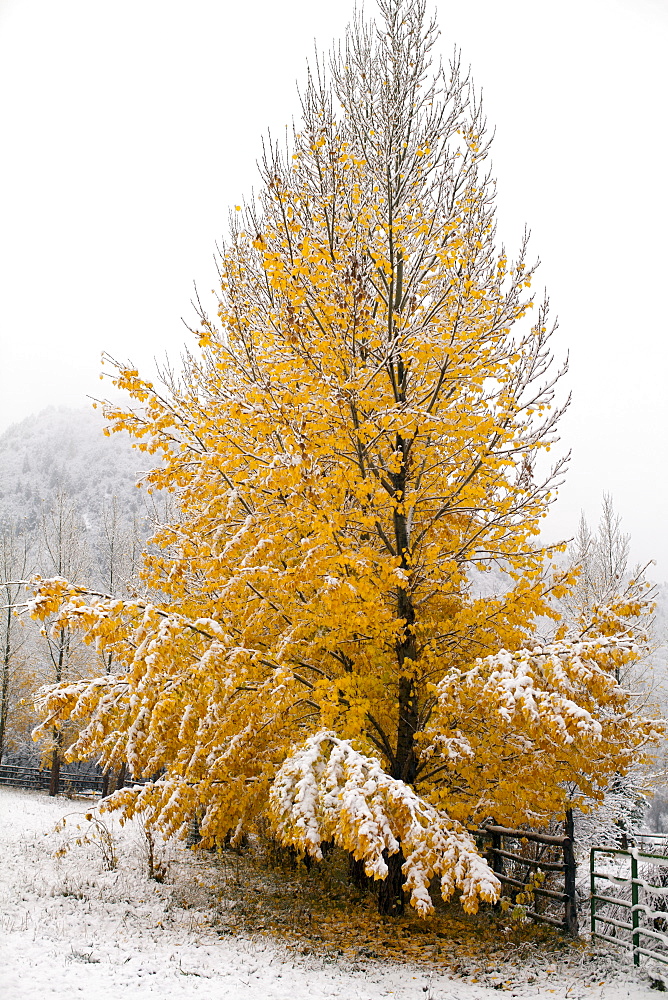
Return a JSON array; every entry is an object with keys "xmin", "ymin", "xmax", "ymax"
[
  {"xmin": 563, "ymin": 809, "xmax": 578, "ymax": 935},
  {"xmin": 590, "ymin": 848, "xmax": 597, "ymax": 939},
  {"xmin": 491, "ymin": 829, "xmax": 504, "ymax": 875},
  {"xmin": 631, "ymin": 851, "xmax": 640, "ymax": 967}
]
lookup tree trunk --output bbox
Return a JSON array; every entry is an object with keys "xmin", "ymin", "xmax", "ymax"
[
  {"xmin": 348, "ymin": 854, "xmax": 373, "ymax": 892},
  {"xmin": 395, "ymin": 674, "xmax": 418, "ymax": 782},
  {"xmin": 379, "ymin": 453, "xmax": 419, "ymax": 915},
  {"xmin": 0, "ymin": 604, "xmax": 12, "ymax": 763},
  {"xmin": 391, "ymin": 436, "xmax": 419, "ymax": 785},
  {"xmin": 377, "ymin": 849, "xmax": 405, "ymax": 916},
  {"xmin": 49, "ymin": 733, "xmax": 61, "ymax": 797},
  {"xmin": 0, "ymin": 666, "xmax": 9, "ymax": 764},
  {"xmin": 48, "ymin": 627, "xmax": 67, "ymax": 797},
  {"xmin": 115, "ymin": 761, "xmax": 127, "ymax": 791}
]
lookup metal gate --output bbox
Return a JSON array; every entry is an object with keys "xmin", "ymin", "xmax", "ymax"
[{"xmin": 590, "ymin": 846, "xmax": 668, "ymax": 967}]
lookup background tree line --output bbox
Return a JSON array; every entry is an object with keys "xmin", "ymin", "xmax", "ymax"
[{"xmin": 0, "ymin": 407, "xmax": 151, "ymax": 789}]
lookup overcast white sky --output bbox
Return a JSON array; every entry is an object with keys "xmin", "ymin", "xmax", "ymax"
[{"xmin": 0, "ymin": 0, "xmax": 666, "ymax": 576}]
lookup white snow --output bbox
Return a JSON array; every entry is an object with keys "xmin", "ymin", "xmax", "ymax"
[
  {"xmin": 0, "ymin": 786, "xmax": 663, "ymax": 999},
  {"xmin": 269, "ymin": 731, "xmax": 501, "ymax": 915}
]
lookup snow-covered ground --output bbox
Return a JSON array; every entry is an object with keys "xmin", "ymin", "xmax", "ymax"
[{"xmin": 0, "ymin": 786, "xmax": 662, "ymax": 999}]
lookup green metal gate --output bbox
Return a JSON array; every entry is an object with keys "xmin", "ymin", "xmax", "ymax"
[{"xmin": 590, "ymin": 846, "xmax": 668, "ymax": 967}]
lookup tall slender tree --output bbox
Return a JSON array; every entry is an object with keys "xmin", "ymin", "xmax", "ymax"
[
  {"xmin": 0, "ymin": 521, "xmax": 31, "ymax": 762},
  {"xmin": 36, "ymin": 492, "xmax": 91, "ymax": 794},
  {"xmin": 562, "ymin": 494, "xmax": 655, "ymax": 674},
  {"xmin": 560, "ymin": 495, "xmax": 659, "ymax": 847}
]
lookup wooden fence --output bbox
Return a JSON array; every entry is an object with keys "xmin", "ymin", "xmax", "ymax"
[
  {"xmin": 474, "ymin": 822, "xmax": 578, "ymax": 934},
  {"xmin": 0, "ymin": 763, "xmax": 145, "ymax": 795},
  {"xmin": 0, "ymin": 763, "xmax": 104, "ymax": 793}
]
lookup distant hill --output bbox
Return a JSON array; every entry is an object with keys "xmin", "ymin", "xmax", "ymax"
[{"xmin": 0, "ymin": 405, "xmax": 151, "ymax": 536}]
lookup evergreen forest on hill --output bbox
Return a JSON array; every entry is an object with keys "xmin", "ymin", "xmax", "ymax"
[{"xmin": 0, "ymin": 405, "xmax": 148, "ymax": 541}]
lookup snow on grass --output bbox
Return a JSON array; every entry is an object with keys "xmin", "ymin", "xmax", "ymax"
[{"xmin": 0, "ymin": 786, "xmax": 661, "ymax": 998}]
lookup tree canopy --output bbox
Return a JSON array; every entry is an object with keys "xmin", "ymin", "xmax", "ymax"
[{"xmin": 31, "ymin": 0, "xmax": 662, "ymax": 916}]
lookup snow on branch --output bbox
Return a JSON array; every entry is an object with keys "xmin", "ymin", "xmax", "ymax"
[
  {"xmin": 435, "ymin": 636, "xmax": 642, "ymax": 743},
  {"xmin": 268, "ymin": 731, "xmax": 500, "ymax": 916}
]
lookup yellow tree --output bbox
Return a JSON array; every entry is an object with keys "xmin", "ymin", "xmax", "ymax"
[{"xmin": 32, "ymin": 0, "xmax": 661, "ymax": 915}]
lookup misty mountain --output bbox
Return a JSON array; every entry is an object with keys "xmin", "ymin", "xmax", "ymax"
[{"xmin": 0, "ymin": 405, "xmax": 150, "ymax": 537}]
